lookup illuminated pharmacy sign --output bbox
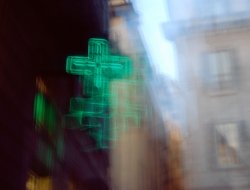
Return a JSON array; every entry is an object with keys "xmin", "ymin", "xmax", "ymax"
[{"xmin": 65, "ymin": 38, "xmax": 132, "ymax": 149}]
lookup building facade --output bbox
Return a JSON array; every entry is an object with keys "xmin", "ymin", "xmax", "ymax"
[
  {"xmin": 109, "ymin": 1, "xmax": 170, "ymax": 190},
  {"xmin": 164, "ymin": 0, "xmax": 250, "ymax": 189}
]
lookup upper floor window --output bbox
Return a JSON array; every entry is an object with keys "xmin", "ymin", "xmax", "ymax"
[
  {"xmin": 196, "ymin": 0, "xmax": 230, "ymax": 17},
  {"xmin": 109, "ymin": 0, "xmax": 130, "ymax": 6},
  {"xmin": 202, "ymin": 50, "xmax": 236, "ymax": 92},
  {"xmin": 232, "ymin": 0, "xmax": 250, "ymax": 13}
]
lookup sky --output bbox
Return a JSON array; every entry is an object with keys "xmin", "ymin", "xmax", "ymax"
[{"xmin": 131, "ymin": 0, "xmax": 177, "ymax": 79}]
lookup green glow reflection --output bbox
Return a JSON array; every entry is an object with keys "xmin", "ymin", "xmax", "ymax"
[
  {"xmin": 34, "ymin": 93, "xmax": 46, "ymax": 126},
  {"xmin": 34, "ymin": 92, "xmax": 64, "ymax": 168}
]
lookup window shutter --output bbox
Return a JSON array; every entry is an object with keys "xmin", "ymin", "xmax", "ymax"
[
  {"xmin": 201, "ymin": 54, "xmax": 211, "ymax": 88},
  {"xmin": 239, "ymin": 120, "xmax": 250, "ymax": 142}
]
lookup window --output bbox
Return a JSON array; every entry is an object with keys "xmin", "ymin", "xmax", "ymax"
[
  {"xmin": 110, "ymin": 31, "xmax": 120, "ymax": 54},
  {"xmin": 110, "ymin": 0, "xmax": 130, "ymax": 6},
  {"xmin": 196, "ymin": 0, "xmax": 230, "ymax": 17},
  {"xmin": 214, "ymin": 123, "xmax": 241, "ymax": 168},
  {"xmin": 203, "ymin": 50, "xmax": 235, "ymax": 91}
]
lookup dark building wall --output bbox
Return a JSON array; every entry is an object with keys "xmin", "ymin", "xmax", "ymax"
[{"xmin": 0, "ymin": 0, "xmax": 109, "ymax": 189}]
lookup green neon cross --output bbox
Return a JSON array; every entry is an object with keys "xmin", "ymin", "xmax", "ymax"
[
  {"xmin": 66, "ymin": 38, "xmax": 132, "ymax": 97},
  {"xmin": 65, "ymin": 38, "xmax": 133, "ymax": 149}
]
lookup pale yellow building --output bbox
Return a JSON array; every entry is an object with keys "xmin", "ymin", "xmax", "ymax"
[{"xmin": 109, "ymin": 1, "xmax": 169, "ymax": 190}]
